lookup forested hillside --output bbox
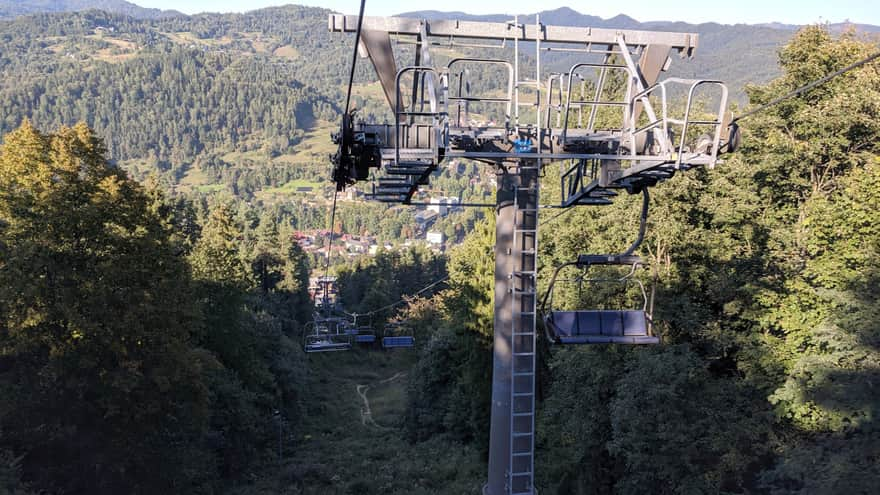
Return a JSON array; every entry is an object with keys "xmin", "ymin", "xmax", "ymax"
[
  {"xmin": 0, "ymin": 6, "xmax": 497, "ymax": 243},
  {"xmin": 0, "ymin": 4, "xmax": 855, "ymax": 243},
  {"xmin": 1, "ymin": 3, "xmax": 879, "ymax": 494}
]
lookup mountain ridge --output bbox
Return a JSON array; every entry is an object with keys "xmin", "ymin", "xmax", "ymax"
[
  {"xmin": 0, "ymin": 0, "xmax": 184, "ymax": 20},
  {"xmin": 397, "ymin": 7, "xmax": 880, "ymax": 32}
]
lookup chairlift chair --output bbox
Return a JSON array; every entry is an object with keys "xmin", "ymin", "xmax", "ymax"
[
  {"xmin": 540, "ymin": 188, "xmax": 659, "ymax": 345},
  {"xmin": 382, "ymin": 321, "xmax": 415, "ymax": 349},
  {"xmin": 345, "ymin": 313, "xmax": 377, "ymax": 344},
  {"xmin": 353, "ymin": 326, "xmax": 377, "ymax": 344},
  {"xmin": 303, "ymin": 319, "xmax": 352, "ymax": 353},
  {"xmin": 540, "ymin": 254, "xmax": 658, "ymax": 345}
]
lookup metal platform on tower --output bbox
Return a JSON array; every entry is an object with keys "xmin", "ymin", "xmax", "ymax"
[{"xmin": 328, "ymin": 12, "xmax": 734, "ymax": 495}]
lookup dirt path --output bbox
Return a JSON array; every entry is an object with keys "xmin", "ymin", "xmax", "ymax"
[{"xmin": 356, "ymin": 372, "xmax": 406, "ymax": 428}]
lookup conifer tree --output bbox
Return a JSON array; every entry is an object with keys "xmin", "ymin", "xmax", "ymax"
[{"xmin": 0, "ymin": 122, "xmax": 211, "ymax": 493}]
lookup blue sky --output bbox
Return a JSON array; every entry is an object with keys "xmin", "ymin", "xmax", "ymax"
[{"xmin": 134, "ymin": 1, "xmax": 880, "ymax": 25}]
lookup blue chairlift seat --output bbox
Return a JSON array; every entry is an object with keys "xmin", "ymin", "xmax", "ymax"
[
  {"xmin": 349, "ymin": 326, "xmax": 376, "ymax": 344},
  {"xmin": 304, "ymin": 337, "xmax": 352, "ymax": 353},
  {"xmin": 546, "ymin": 309, "xmax": 658, "ymax": 345},
  {"xmin": 382, "ymin": 336, "xmax": 415, "ymax": 348}
]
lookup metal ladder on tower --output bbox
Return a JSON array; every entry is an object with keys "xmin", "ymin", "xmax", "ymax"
[
  {"xmin": 507, "ymin": 15, "xmax": 541, "ymax": 494},
  {"xmin": 509, "ymin": 168, "xmax": 539, "ymax": 495}
]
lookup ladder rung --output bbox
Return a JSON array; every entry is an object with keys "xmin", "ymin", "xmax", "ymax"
[
  {"xmin": 512, "ymin": 412, "xmax": 533, "ymax": 417},
  {"xmin": 513, "ymin": 371, "xmax": 534, "ymax": 376},
  {"xmin": 511, "ymin": 471, "xmax": 533, "ymax": 476},
  {"xmin": 512, "ymin": 452, "xmax": 532, "ymax": 457},
  {"xmin": 512, "ymin": 432, "xmax": 532, "ymax": 438},
  {"xmin": 513, "ymin": 392, "xmax": 533, "ymax": 397}
]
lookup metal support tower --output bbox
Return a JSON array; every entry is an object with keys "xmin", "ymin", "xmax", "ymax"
[
  {"xmin": 487, "ymin": 160, "xmax": 540, "ymax": 494},
  {"xmin": 328, "ymin": 13, "xmax": 732, "ymax": 494}
]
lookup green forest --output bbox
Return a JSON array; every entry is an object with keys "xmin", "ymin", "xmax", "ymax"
[{"xmin": 1, "ymin": 3, "xmax": 879, "ymax": 495}]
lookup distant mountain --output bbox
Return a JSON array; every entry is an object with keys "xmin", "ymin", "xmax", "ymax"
[
  {"xmin": 0, "ymin": 0, "xmax": 184, "ymax": 20},
  {"xmin": 754, "ymin": 22, "xmax": 799, "ymax": 31},
  {"xmin": 399, "ymin": 8, "xmax": 807, "ymax": 99},
  {"xmin": 397, "ymin": 7, "xmax": 878, "ymax": 101},
  {"xmin": 401, "ymin": 7, "xmax": 880, "ymax": 33},
  {"xmin": 828, "ymin": 22, "xmax": 880, "ymax": 33}
]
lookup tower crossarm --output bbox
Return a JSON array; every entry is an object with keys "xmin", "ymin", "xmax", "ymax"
[
  {"xmin": 328, "ymin": 15, "xmax": 698, "ymax": 56},
  {"xmin": 329, "ymin": 14, "xmax": 731, "ymax": 207}
]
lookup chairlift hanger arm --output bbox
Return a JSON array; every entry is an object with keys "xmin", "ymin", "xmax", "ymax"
[
  {"xmin": 570, "ymin": 188, "xmax": 648, "ymax": 265},
  {"xmin": 623, "ymin": 188, "xmax": 649, "ymax": 256},
  {"xmin": 540, "ymin": 260, "xmax": 579, "ymax": 313}
]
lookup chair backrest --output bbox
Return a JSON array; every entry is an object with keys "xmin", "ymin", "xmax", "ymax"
[
  {"xmin": 600, "ymin": 311, "xmax": 624, "ymax": 336},
  {"xmin": 576, "ymin": 311, "xmax": 602, "ymax": 335}
]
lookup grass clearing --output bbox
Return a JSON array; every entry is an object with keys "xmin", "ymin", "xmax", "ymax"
[
  {"xmin": 86, "ymin": 35, "xmax": 138, "ymax": 52},
  {"xmin": 93, "ymin": 49, "xmax": 137, "ymax": 63},
  {"xmin": 221, "ymin": 149, "xmax": 268, "ymax": 165},
  {"xmin": 280, "ymin": 120, "xmax": 339, "ymax": 165},
  {"xmin": 194, "ymin": 184, "xmax": 226, "ymax": 193},
  {"xmin": 261, "ymin": 179, "xmax": 325, "ymax": 195},
  {"xmin": 178, "ymin": 166, "xmax": 215, "ymax": 190},
  {"xmin": 231, "ymin": 349, "xmax": 485, "ymax": 494},
  {"xmin": 349, "ymin": 81, "xmax": 387, "ymax": 104},
  {"xmin": 161, "ymin": 31, "xmax": 234, "ymax": 47},
  {"xmin": 273, "ymin": 45, "xmax": 300, "ymax": 59}
]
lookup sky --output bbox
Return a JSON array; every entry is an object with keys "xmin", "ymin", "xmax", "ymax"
[{"xmin": 133, "ymin": 1, "xmax": 880, "ymax": 26}]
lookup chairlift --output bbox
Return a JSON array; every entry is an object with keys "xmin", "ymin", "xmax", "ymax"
[
  {"xmin": 346, "ymin": 313, "xmax": 378, "ymax": 344},
  {"xmin": 541, "ymin": 255, "xmax": 658, "ymax": 344},
  {"xmin": 303, "ymin": 318, "xmax": 352, "ymax": 353},
  {"xmin": 539, "ymin": 188, "xmax": 659, "ymax": 345},
  {"xmin": 354, "ymin": 329, "xmax": 377, "ymax": 344},
  {"xmin": 382, "ymin": 321, "xmax": 415, "ymax": 349}
]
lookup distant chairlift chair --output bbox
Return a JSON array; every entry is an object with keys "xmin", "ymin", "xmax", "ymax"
[
  {"xmin": 345, "ymin": 314, "xmax": 377, "ymax": 344},
  {"xmin": 304, "ymin": 319, "xmax": 353, "ymax": 353},
  {"xmin": 353, "ymin": 326, "xmax": 377, "ymax": 344},
  {"xmin": 382, "ymin": 321, "xmax": 415, "ymax": 349}
]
